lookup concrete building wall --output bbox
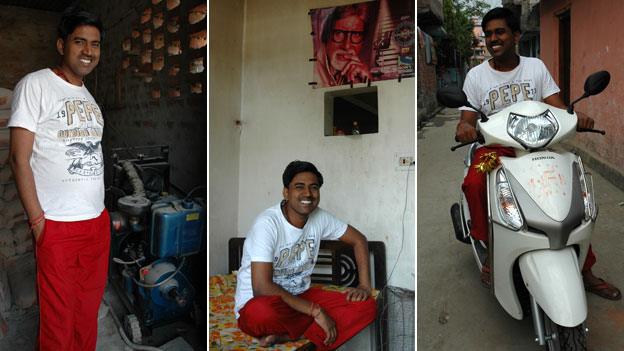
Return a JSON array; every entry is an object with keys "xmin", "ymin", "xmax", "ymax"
[
  {"xmin": 539, "ymin": 1, "xmax": 564, "ymax": 86},
  {"xmin": 470, "ymin": 18, "xmax": 490, "ymax": 65},
  {"xmin": 209, "ymin": 0, "xmax": 244, "ymax": 276},
  {"xmin": 541, "ymin": 0, "xmax": 624, "ymax": 180},
  {"xmin": 236, "ymin": 0, "xmax": 415, "ymax": 290}
]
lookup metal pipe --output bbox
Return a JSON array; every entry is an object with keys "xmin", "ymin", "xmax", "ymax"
[
  {"xmin": 120, "ymin": 160, "xmax": 146, "ymax": 197},
  {"xmin": 530, "ymin": 295, "xmax": 545, "ymax": 345},
  {"xmin": 113, "ymin": 256, "xmax": 146, "ymax": 265}
]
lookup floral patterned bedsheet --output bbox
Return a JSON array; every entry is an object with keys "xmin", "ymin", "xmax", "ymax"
[
  {"xmin": 208, "ymin": 273, "xmax": 379, "ymax": 351},
  {"xmin": 209, "ymin": 273, "xmax": 311, "ymax": 350}
]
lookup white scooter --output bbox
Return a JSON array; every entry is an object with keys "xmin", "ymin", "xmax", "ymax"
[{"xmin": 437, "ymin": 71, "xmax": 611, "ymax": 350}]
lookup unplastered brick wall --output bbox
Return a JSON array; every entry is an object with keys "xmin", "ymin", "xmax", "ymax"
[
  {"xmin": 0, "ymin": 89, "xmax": 37, "ymax": 316},
  {"xmin": 0, "ymin": 6, "xmax": 59, "ymax": 89},
  {"xmin": 416, "ymin": 31, "xmax": 438, "ymax": 124},
  {"xmin": 84, "ymin": 0, "xmax": 208, "ymax": 193}
]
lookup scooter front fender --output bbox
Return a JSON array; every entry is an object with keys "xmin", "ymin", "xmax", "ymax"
[{"xmin": 519, "ymin": 247, "xmax": 587, "ymax": 327}]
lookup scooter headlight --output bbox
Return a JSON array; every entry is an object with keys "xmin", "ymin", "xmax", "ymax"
[
  {"xmin": 576, "ymin": 158, "xmax": 597, "ymax": 221},
  {"xmin": 507, "ymin": 110, "xmax": 559, "ymax": 149},
  {"xmin": 496, "ymin": 168, "xmax": 524, "ymax": 230}
]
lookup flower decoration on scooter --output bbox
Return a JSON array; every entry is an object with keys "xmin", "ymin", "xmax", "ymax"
[{"xmin": 474, "ymin": 151, "xmax": 499, "ymax": 173}]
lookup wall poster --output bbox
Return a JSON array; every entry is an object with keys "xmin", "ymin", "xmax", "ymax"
[{"xmin": 310, "ymin": 0, "xmax": 415, "ymax": 88}]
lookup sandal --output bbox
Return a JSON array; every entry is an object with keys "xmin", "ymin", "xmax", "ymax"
[
  {"xmin": 584, "ymin": 278, "xmax": 622, "ymax": 300},
  {"xmin": 480, "ymin": 264, "xmax": 491, "ymax": 287}
]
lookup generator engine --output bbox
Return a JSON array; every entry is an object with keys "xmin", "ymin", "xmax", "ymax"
[{"xmin": 107, "ymin": 146, "xmax": 205, "ymax": 332}]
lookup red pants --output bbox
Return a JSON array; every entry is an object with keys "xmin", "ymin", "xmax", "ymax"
[
  {"xmin": 35, "ymin": 210, "xmax": 111, "ymax": 351},
  {"xmin": 462, "ymin": 146, "xmax": 596, "ymax": 271},
  {"xmin": 237, "ymin": 287, "xmax": 377, "ymax": 351}
]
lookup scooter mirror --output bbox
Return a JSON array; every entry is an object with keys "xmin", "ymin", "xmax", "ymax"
[
  {"xmin": 568, "ymin": 70, "xmax": 611, "ymax": 114},
  {"xmin": 584, "ymin": 71, "xmax": 610, "ymax": 96},
  {"xmin": 436, "ymin": 87, "xmax": 469, "ymax": 108}
]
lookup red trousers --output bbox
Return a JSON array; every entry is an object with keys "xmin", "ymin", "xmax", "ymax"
[
  {"xmin": 462, "ymin": 146, "xmax": 596, "ymax": 271},
  {"xmin": 237, "ymin": 287, "xmax": 377, "ymax": 350},
  {"xmin": 35, "ymin": 210, "xmax": 111, "ymax": 351}
]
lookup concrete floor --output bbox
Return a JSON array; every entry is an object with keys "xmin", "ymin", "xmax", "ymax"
[
  {"xmin": 0, "ymin": 285, "xmax": 201, "ymax": 350},
  {"xmin": 0, "ymin": 289, "xmax": 127, "ymax": 350},
  {"xmin": 417, "ymin": 108, "xmax": 624, "ymax": 350}
]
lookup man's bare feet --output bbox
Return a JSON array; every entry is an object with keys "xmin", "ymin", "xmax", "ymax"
[
  {"xmin": 258, "ymin": 334, "xmax": 291, "ymax": 347},
  {"xmin": 258, "ymin": 335, "xmax": 278, "ymax": 347}
]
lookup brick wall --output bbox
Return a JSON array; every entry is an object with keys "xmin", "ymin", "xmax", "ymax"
[
  {"xmin": 417, "ymin": 30, "xmax": 439, "ymax": 125},
  {"xmin": 0, "ymin": 6, "xmax": 59, "ymax": 89},
  {"xmin": 84, "ymin": 0, "xmax": 207, "ymax": 193}
]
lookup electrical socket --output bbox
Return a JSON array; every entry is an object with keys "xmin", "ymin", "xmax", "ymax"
[
  {"xmin": 399, "ymin": 156, "xmax": 414, "ymax": 166},
  {"xmin": 395, "ymin": 153, "xmax": 414, "ymax": 171}
]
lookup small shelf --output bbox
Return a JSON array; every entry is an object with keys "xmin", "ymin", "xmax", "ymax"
[{"xmin": 324, "ymin": 87, "xmax": 379, "ymax": 136}]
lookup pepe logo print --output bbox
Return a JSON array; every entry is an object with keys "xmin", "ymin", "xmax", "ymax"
[
  {"xmin": 57, "ymin": 99, "xmax": 104, "ymax": 127},
  {"xmin": 274, "ymin": 239, "xmax": 315, "ymax": 269},
  {"xmin": 272, "ymin": 236, "xmax": 316, "ymax": 290},
  {"xmin": 65, "ymin": 141, "xmax": 103, "ymax": 176},
  {"xmin": 54, "ymin": 98, "xmax": 104, "ymax": 178},
  {"xmin": 484, "ymin": 82, "xmax": 536, "ymax": 111}
]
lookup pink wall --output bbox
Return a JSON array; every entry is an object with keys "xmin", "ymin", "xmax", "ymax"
[{"xmin": 541, "ymin": 0, "xmax": 624, "ymax": 171}]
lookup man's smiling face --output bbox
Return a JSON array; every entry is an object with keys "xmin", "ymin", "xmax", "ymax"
[
  {"xmin": 57, "ymin": 24, "xmax": 101, "ymax": 81},
  {"xmin": 483, "ymin": 18, "xmax": 519, "ymax": 59},
  {"xmin": 283, "ymin": 171, "xmax": 320, "ymax": 219}
]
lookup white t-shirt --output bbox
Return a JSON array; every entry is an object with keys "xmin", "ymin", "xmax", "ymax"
[
  {"xmin": 9, "ymin": 69, "xmax": 105, "ymax": 221},
  {"xmin": 234, "ymin": 202, "xmax": 348, "ymax": 318},
  {"xmin": 459, "ymin": 56, "xmax": 560, "ymax": 116}
]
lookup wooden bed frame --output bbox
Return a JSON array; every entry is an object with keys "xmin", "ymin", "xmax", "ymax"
[{"xmin": 229, "ymin": 237, "xmax": 389, "ymax": 351}]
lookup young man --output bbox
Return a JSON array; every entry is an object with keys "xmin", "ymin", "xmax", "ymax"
[
  {"xmin": 8, "ymin": 6, "xmax": 110, "ymax": 350},
  {"xmin": 457, "ymin": 7, "xmax": 620, "ymax": 299},
  {"xmin": 315, "ymin": 4, "xmax": 372, "ymax": 86},
  {"xmin": 234, "ymin": 161, "xmax": 377, "ymax": 350}
]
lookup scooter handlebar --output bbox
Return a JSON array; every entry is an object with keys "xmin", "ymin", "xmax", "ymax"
[
  {"xmin": 451, "ymin": 135, "xmax": 484, "ymax": 151},
  {"xmin": 451, "ymin": 140, "xmax": 474, "ymax": 151},
  {"xmin": 577, "ymin": 127, "xmax": 606, "ymax": 135},
  {"xmin": 451, "ymin": 128, "xmax": 603, "ymax": 151}
]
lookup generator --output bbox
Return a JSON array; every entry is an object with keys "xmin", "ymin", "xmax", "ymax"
[{"xmin": 106, "ymin": 145, "xmax": 205, "ymax": 344}]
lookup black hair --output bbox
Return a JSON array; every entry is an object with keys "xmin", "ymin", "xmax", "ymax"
[
  {"xmin": 320, "ymin": 4, "xmax": 370, "ymax": 44},
  {"xmin": 282, "ymin": 161, "xmax": 324, "ymax": 188},
  {"xmin": 481, "ymin": 7, "xmax": 521, "ymax": 33},
  {"xmin": 57, "ymin": 5, "xmax": 104, "ymax": 41}
]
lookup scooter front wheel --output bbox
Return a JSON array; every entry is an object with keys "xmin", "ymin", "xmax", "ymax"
[{"xmin": 543, "ymin": 314, "xmax": 587, "ymax": 351}]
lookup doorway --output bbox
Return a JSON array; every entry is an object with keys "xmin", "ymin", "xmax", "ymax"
[{"xmin": 558, "ymin": 10, "xmax": 571, "ymax": 105}]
